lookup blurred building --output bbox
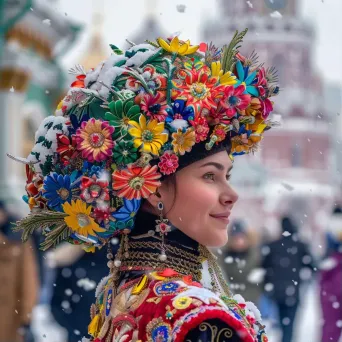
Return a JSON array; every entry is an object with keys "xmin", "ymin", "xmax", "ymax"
[
  {"xmin": 202, "ymin": 0, "xmax": 340, "ymax": 250},
  {"xmin": 0, "ymin": 0, "xmax": 80, "ymax": 213}
]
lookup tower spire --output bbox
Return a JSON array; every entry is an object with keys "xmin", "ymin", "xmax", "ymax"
[
  {"xmin": 80, "ymin": 0, "xmax": 109, "ymax": 70},
  {"xmin": 145, "ymin": 0, "xmax": 158, "ymax": 19}
]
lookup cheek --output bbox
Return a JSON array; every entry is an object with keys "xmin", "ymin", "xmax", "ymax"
[{"xmin": 166, "ymin": 181, "xmax": 219, "ymax": 230}]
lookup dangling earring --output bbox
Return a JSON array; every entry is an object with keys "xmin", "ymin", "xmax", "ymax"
[{"xmin": 155, "ymin": 201, "xmax": 171, "ymax": 261}]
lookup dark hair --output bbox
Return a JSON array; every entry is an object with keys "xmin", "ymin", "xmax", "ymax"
[
  {"xmin": 144, "ymin": 136, "xmax": 232, "ymax": 215},
  {"xmin": 333, "ymin": 206, "xmax": 342, "ymax": 215},
  {"xmin": 281, "ymin": 216, "xmax": 297, "ymax": 234},
  {"xmin": 176, "ymin": 135, "xmax": 232, "ymax": 172}
]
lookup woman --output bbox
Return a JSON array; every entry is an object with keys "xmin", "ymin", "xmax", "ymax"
[{"xmin": 11, "ymin": 31, "xmax": 279, "ymax": 341}]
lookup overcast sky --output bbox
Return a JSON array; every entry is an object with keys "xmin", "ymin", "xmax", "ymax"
[{"xmin": 56, "ymin": 0, "xmax": 342, "ymax": 85}]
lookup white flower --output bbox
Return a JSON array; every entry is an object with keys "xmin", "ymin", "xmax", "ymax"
[
  {"xmin": 95, "ymin": 275, "xmax": 111, "ymax": 298},
  {"xmin": 246, "ymin": 301, "xmax": 262, "ymax": 322}
]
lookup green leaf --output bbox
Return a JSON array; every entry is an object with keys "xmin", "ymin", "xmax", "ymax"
[
  {"xmin": 221, "ymin": 29, "xmax": 248, "ymax": 73},
  {"xmin": 13, "ymin": 211, "xmax": 67, "ymax": 244},
  {"xmin": 114, "ymin": 100, "xmax": 123, "ymax": 116},
  {"xmin": 41, "ymin": 223, "xmax": 72, "ymax": 251}
]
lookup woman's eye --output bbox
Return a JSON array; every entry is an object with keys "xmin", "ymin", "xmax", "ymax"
[
  {"xmin": 204, "ymin": 173, "xmax": 215, "ymax": 181},
  {"xmin": 226, "ymin": 174, "xmax": 231, "ymax": 181}
]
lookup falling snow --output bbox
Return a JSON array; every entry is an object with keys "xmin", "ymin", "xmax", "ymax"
[
  {"xmin": 42, "ymin": 19, "xmax": 51, "ymax": 26},
  {"xmin": 176, "ymin": 4, "xmax": 186, "ymax": 13}
]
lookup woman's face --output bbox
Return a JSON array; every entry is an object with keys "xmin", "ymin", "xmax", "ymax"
[{"xmin": 152, "ymin": 151, "xmax": 239, "ymax": 247}]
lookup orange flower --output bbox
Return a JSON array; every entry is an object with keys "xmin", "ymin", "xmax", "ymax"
[{"xmin": 112, "ymin": 164, "xmax": 161, "ymax": 200}]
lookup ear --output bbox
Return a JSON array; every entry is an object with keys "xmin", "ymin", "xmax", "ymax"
[{"xmin": 145, "ymin": 191, "xmax": 161, "ymax": 209}]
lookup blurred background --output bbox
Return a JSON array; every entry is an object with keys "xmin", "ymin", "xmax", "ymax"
[{"xmin": 0, "ymin": 0, "xmax": 341, "ymax": 341}]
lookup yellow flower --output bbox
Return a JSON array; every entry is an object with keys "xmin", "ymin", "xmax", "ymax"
[
  {"xmin": 211, "ymin": 61, "xmax": 237, "ymax": 86},
  {"xmin": 56, "ymin": 100, "xmax": 63, "ymax": 111},
  {"xmin": 62, "ymin": 200, "xmax": 105, "ymax": 237},
  {"xmin": 171, "ymin": 128, "xmax": 196, "ymax": 155},
  {"xmin": 157, "ymin": 36, "xmax": 199, "ymax": 56},
  {"xmin": 128, "ymin": 115, "xmax": 168, "ymax": 155},
  {"xmin": 172, "ymin": 296, "xmax": 193, "ymax": 310}
]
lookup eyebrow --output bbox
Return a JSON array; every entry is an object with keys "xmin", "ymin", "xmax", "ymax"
[{"xmin": 200, "ymin": 162, "xmax": 233, "ymax": 172}]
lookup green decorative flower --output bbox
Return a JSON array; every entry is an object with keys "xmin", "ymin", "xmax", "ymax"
[
  {"xmin": 105, "ymin": 99, "xmax": 141, "ymax": 139},
  {"xmin": 113, "ymin": 140, "xmax": 139, "ymax": 165}
]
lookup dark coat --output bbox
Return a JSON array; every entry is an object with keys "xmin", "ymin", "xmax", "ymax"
[{"xmin": 262, "ymin": 234, "xmax": 315, "ymax": 303}]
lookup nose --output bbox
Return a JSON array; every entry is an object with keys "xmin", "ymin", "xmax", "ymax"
[{"xmin": 220, "ymin": 184, "xmax": 239, "ymax": 206}]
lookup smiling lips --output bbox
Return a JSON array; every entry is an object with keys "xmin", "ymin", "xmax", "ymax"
[{"xmin": 210, "ymin": 212, "xmax": 231, "ymax": 224}]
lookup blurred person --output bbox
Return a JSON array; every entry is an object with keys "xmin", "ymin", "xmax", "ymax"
[
  {"xmin": 319, "ymin": 206, "xmax": 342, "ymax": 342},
  {"xmin": 261, "ymin": 216, "xmax": 316, "ymax": 342},
  {"xmin": 220, "ymin": 220, "xmax": 263, "ymax": 304},
  {"xmin": 0, "ymin": 201, "xmax": 39, "ymax": 342},
  {"xmin": 48, "ymin": 244, "xmax": 109, "ymax": 342},
  {"xmin": 258, "ymin": 226, "xmax": 280, "ymax": 328}
]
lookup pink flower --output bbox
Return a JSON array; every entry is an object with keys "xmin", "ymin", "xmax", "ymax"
[
  {"xmin": 158, "ymin": 152, "xmax": 179, "ymax": 175},
  {"xmin": 190, "ymin": 117, "xmax": 209, "ymax": 143},
  {"xmin": 140, "ymin": 92, "xmax": 168, "ymax": 122},
  {"xmin": 256, "ymin": 68, "xmax": 267, "ymax": 97},
  {"xmin": 75, "ymin": 119, "xmax": 114, "ymax": 163},
  {"xmin": 260, "ymin": 98, "xmax": 273, "ymax": 119},
  {"xmin": 220, "ymin": 85, "xmax": 251, "ymax": 118}
]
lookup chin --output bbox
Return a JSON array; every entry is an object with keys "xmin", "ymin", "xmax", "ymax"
[{"xmin": 203, "ymin": 231, "xmax": 228, "ymax": 248}]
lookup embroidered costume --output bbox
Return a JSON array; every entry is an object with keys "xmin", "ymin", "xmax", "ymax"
[{"xmin": 9, "ymin": 30, "xmax": 278, "ymax": 341}]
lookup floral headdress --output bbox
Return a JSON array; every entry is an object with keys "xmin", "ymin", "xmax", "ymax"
[{"xmin": 10, "ymin": 30, "xmax": 279, "ymax": 250}]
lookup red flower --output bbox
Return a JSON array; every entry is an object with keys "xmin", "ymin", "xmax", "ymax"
[
  {"xmin": 93, "ymin": 207, "xmax": 111, "ymax": 225},
  {"xmin": 190, "ymin": 117, "xmax": 209, "ymax": 143},
  {"xmin": 80, "ymin": 175, "xmax": 110, "ymax": 204},
  {"xmin": 71, "ymin": 74, "xmax": 86, "ymax": 88},
  {"xmin": 208, "ymin": 105, "xmax": 231, "ymax": 126},
  {"xmin": 25, "ymin": 165, "xmax": 45, "ymax": 210},
  {"xmin": 140, "ymin": 92, "xmax": 168, "ymax": 122},
  {"xmin": 220, "ymin": 85, "xmax": 251, "ymax": 118},
  {"xmin": 172, "ymin": 66, "xmax": 223, "ymax": 115},
  {"xmin": 212, "ymin": 125, "xmax": 228, "ymax": 144},
  {"xmin": 158, "ymin": 152, "xmax": 179, "ymax": 175},
  {"xmin": 112, "ymin": 164, "xmax": 161, "ymax": 200},
  {"xmin": 246, "ymin": 315, "xmax": 256, "ymax": 326},
  {"xmin": 126, "ymin": 65, "xmax": 167, "ymax": 92},
  {"xmin": 237, "ymin": 303, "xmax": 246, "ymax": 309},
  {"xmin": 56, "ymin": 134, "xmax": 79, "ymax": 162}
]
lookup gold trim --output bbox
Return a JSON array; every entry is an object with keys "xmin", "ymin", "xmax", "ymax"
[
  {"xmin": 5, "ymin": 25, "xmax": 53, "ymax": 60},
  {"xmin": 0, "ymin": 68, "xmax": 30, "ymax": 92}
]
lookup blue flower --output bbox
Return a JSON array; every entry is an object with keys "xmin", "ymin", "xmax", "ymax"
[
  {"xmin": 166, "ymin": 99, "xmax": 195, "ymax": 123},
  {"xmin": 112, "ymin": 198, "xmax": 141, "ymax": 222},
  {"xmin": 43, "ymin": 173, "xmax": 74, "ymax": 211},
  {"xmin": 234, "ymin": 60, "xmax": 259, "ymax": 97},
  {"xmin": 68, "ymin": 112, "xmax": 90, "ymax": 134},
  {"xmin": 89, "ymin": 165, "xmax": 102, "ymax": 178}
]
